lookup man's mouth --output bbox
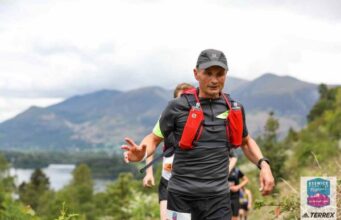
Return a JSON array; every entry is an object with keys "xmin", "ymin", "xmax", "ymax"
[{"xmin": 208, "ymin": 86, "xmax": 218, "ymax": 89}]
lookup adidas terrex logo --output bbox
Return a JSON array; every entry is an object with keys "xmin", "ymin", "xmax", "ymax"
[{"xmin": 302, "ymin": 212, "xmax": 336, "ymax": 218}]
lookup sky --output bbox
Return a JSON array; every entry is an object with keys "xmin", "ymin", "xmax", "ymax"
[{"xmin": 1, "ymin": 0, "xmax": 341, "ymax": 122}]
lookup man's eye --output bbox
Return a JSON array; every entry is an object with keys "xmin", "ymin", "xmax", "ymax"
[{"xmin": 217, "ymin": 72, "xmax": 225, "ymax": 77}]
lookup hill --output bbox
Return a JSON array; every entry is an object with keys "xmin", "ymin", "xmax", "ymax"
[
  {"xmin": 0, "ymin": 74, "xmax": 320, "ymax": 150},
  {"xmin": 232, "ymin": 73, "xmax": 318, "ymax": 137}
]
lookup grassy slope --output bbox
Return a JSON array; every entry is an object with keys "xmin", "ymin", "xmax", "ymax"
[{"xmin": 245, "ymin": 86, "xmax": 341, "ymax": 219}]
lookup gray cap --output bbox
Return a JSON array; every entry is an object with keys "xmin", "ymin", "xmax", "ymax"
[{"xmin": 196, "ymin": 49, "xmax": 228, "ymax": 70}]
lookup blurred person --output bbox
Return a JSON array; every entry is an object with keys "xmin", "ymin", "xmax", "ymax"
[
  {"xmin": 228, "ymin": 167, "xmax": 249, "ymax": 220},
  {"xmin": 239, "ymin": 187, "xmax": 252, "ymax": 220},
  {"xmin": 143, "ymin": 82, "xmax": 194, "ymax": 220}
]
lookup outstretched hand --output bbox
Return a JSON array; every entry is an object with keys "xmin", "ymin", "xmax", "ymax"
[{"xmin": 121, "ymin": 137, "xmax": 147, "ymax": 163}]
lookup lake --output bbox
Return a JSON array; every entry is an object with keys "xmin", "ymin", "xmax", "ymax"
[{"xmin": 9, "ymin": 164, "xmax": 111, "ymax": 192}]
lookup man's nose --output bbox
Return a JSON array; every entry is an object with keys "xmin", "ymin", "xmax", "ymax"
[{"xmin": 211, "ymin": 76, "xmax": 218, "ymax": 83}]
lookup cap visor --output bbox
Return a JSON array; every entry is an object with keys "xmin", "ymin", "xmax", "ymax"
[{"xmin": 198, "ymin": 60, "xmax": 227, "ymax": 70}]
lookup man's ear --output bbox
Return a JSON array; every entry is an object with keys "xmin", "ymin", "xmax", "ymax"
[{"xmin": 193, "ymin": 68, "xmax": 199, "ymax": 81}]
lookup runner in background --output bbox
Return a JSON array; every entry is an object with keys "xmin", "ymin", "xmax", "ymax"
[
  {"xmin": 143, "ymin": 83, "xmax": 194, "ymax": 220},
  {"xmin": 229, "ymin": 149, "xmax": 238, "ymax": 174},
  {"xmin": 239, "ymin": 187, "xmax": 252, "ymax": 220},
  {"xmin": 228, "ymin": 167, "xmax": 249, "ymax": 220}
]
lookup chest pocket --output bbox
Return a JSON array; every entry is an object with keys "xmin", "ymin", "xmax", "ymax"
[{"xmin": 202, "ymin": 120, "xmax": 226, "ymax": 133}]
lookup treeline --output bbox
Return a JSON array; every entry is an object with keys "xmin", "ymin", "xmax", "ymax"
[
  {"xmin": 0, "ymin": 153, "xmax": 161, "ymax": 220},
  {"xmin": 2, "ymin": 151, "xmax": 141, "ymax": 179},
  {"xmin": 246, "ymin": 84, "xmax": 341, "ymax": 219}
]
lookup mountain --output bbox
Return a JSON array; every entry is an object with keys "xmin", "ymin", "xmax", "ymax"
[
  {"xmin": 224, "ymin": 76, "xmax": 249, "ymax": 93},
  {"xmin": 232, "ymin": 73, "xmax": 318, "ymax": 116},
  {"xmin": 0, "ymin": 87, "xmax": 171, "ymax": 150},
  {"xmin": 0, "ymin": 74, "xmax": 320, "ymax": 151},
  {"xmin": 231, "ymin": 73, "xmax": 319, "ymax": 137}
]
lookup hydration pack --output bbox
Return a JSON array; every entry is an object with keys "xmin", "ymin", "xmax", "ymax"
[
  {"xmin": 140, "ymin": 88, "xmax": 244, "ymax": 174},
  {"xmin": 179, "ymin": 88, "xmax": 244, "ymax": 149}
]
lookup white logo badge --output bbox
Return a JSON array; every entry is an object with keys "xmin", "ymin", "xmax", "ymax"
[{"xmin": 300, "ymin": 177, "xmax": 337, "ymax": 220}]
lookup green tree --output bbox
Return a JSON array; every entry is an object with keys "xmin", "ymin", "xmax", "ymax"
[
  {"xmin": 101, "ymin": 172, "xmax": 136, "ymax": 220},
  {"xmin": 307, "ymin": 84, "xmax": 337, "ymax": 122},
  {"xmin": 60, "ymin": 164, "xmax": 94, "ymax": 220},
  {"xmin": 18, "ymin": 168, "xmax": 50, "ymax": 210},
  {"xmin": 318, "ymin": 83, "xmax": 328, "ymax": 99},
  {"xmin": 292, "ymin": 86, "xmax": 341, "ymax": 167},
  {"xmin": 264, "ymin": 111, "xmax": 279, "ymax": 143},
  {"xmin": 127, "ymin": 190, "xmax": 159, "ymax": 220},
  {"xmin": 36, "ymin": 164, "xmax": 94, "ymax": 220},
  {"xmin": 35, "ymin": 190, "xmax": 59, "ymax": 220},
  {"xmin": 258, "ymin": 112, "xmax": 287, "ymax": 181},
  {"xmin": 0, "ymin": 197, "xmax": 41, "ymax": 220},
  {"xmin": 0, "ymin": 154, "xmax": 39, "ymax": 219},
  {"xmin": 70, "ymin": 163, "xmax": 93, "ymax": 204},
  {"xmin": 0, "ymin": 154, "xmax": 14, "ymax": 202}
]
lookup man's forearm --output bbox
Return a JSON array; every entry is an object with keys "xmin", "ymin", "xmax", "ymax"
[
  {"xmin": 241, "ymin": 135, "xmax": 264, "ymax": 165},
  {"xmin": 241, "ymin": 136, "xmax": 275, "ymax": 196},
  {"xmin": 228, "ymin": 157, "xmax": 238, "ymax": 174},
  {"xmin": 145, "ymin": 154, "xmax": 154, "ymax": 175},
  {"xmin": 238, "ymin": 176, "xmax": 249, "ymax": 189},
  {"xmin": 140, "ymin": 133, "xmax": 163, "ymax": 158}
]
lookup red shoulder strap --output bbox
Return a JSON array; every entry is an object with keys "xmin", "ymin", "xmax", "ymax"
[
  {"xmin": 182, "ymin": 88, "xmax": 200, "ymax": 104},
  {"xmin": 222, "ymin": 94, "xmax": 231, "ymax": 142},
  {"xmin": 221, "ymin": 93, "xmax": 231, "ymax": 110}
]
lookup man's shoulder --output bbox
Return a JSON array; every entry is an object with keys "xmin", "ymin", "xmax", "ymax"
[{"xmin": 168, "ymin": 95, "xmax": 191, "ymax": 109}]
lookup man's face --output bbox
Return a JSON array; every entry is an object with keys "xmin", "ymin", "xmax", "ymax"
[{"xmin": 194, "ymin": 66, "xmax": 227, "ymax": 98}]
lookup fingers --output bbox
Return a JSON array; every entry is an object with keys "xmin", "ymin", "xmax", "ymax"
[
  {"xmin": 259, "ymin": 164, "xmax": 275, "ymax": 196},
  {"xmin": 230, "ymin": 186, "xmax": 238, "ymax": 192},
  {"xmin": 147, "ymin": 180, "xmax": 153, "ymax": 187},
  {"xmin": 143, "ymin": 174, "xmax": 154, "ymax": 188},
  {"xmin": 140, "ymin": 144, "xmax": 147, "ymax": 151},
  {"xmin": 260, "ymin": 176, "xmax": 275, "ymax": 196},
  {"xmin": 143, "ymin": 179, "xmax": 153, "ymax": 188},
  {"xmin": 123, "ymin": 151, "xmax": 130, "ymax": 163},
  {"xmin": 261, "ymin": 188, "xmax": 269, "ymax": 196},
  {"xmin": 125, "ymin": 137, "xmax": 137, "ymax": 147},
  {"xmin": 121, "ymin": 145, "xmax": 130, "ymax": 151},
  {"xmin": 262, "ymin": 185, "xmax": 271, "ymax": 195},
  {"xmin": 121, "ymin": 139, "xmax": 132, "ymax": 163},
  {"xmin": 143, "ymin": 179, "xmax": 149, "ymax": 187},
  {"xmin": 259, "ymin": 172, "xmax": 269, "ymax": 196},
  {"xmin": 121, "ymin": 137, "xmax": 148, "ymax": 163},
  {"xmin": 259, "ymin": 175, "xmax": 264, "ymax": 193},
  {"xmin": 262, "ymin": 179, "xmax": 275, "ymax": 196}
]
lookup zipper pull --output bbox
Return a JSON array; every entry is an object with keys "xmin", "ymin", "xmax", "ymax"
[{"xmin": 195, "ymin": 102, "xmax": 201, "ymax": 109}]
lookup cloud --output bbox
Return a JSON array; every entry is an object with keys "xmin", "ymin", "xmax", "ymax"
[
  {"xmin": 224, "ymin": 0, "xmax": 341, "ymax": 22},
  {"xmin": 0, "ymin": 0, "xmax": 341, "ymax": 121}
]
